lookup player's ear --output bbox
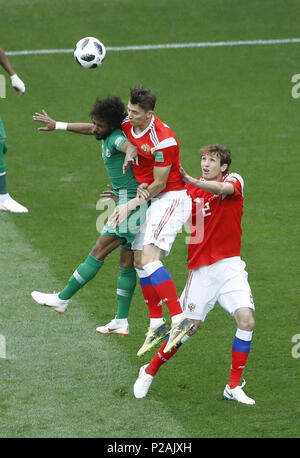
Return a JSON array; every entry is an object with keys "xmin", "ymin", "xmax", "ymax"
[
  {"xmin": 220, "ymin": 163, "xmax": 228, "ymax": 173},
  {"xmin": 146, "ymin": 110, "xmax": 153, "ymax": 120}
]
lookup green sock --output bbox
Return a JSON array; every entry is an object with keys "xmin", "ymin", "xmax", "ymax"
[
  {"xmin": 59, "ymin": 253, "xmax": 104, "ymax": 300},
  {"xmin": 116, "ymin": 267, "xmax": 137, "ymax": 319},
  {"xmin": 0, "ymin": 141, "xmax": 7, "ymax": 194}
]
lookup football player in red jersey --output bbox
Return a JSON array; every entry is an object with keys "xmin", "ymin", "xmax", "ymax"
[
  {"xmin": 109, "ymin": 86, "xmax": 194, "ymax": 356},
  {"xmin": 133, "ymin": 144, "xmax": 256, "ymax": 405}
]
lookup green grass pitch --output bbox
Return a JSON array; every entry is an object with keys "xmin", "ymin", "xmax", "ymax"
[{"xmin": 0, "ymin": 0, "xmax": 299, "ymax": 439}]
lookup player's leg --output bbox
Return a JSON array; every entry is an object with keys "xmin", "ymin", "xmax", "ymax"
[
  {"xmin": 31, "ymin": 235, "xmax": 121, "ymax": 313},
  {"xmin": 133, "ymin": 249, "xmax": 170, "ymax": 354},
  {"xmin": 134, "ymin": 267, "xmax": 210, "ymax": 398},
  {"xmin": 96, "ymin": 247, "xmax": 136, "ymax": 336},
  {"xmin": 218, "ymin": 260, "xmax": 256, "ymax": 404},
  {"xmin": 137, "ymin": 192, "xmax": 193, "ymax": 350},
  {"xmin": 133, "ymin": 320, "xmax": 199, "ymax": 398},
  {"xmin": 116, "ymin": 247, "xmax": 136, "ymax": 318},
  {"xmin": 0, "ymin": 128, "xmax": 28, "ymax": 213},
  {"xmin": 0, "ymin": 139, "xmax": 7, "ymax": 196}
]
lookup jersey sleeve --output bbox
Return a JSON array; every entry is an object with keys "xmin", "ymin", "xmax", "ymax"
[
  {"xmin": 224, "ymin": 173, "xmax": 244, "ymax": 197},
  {"xmin": 153, "ymin": 144, "xmax": 178, "ymax": 167},
  {"xmin": 151, "ymin": 136, "xmax": 179, "ymax": 167},
  {"xmin": 108, "ymin": 131, "xmax": 127, "ymax": 152}
]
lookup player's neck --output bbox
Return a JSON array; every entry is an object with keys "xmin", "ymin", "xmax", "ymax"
[{"xmin": 132, "ymin": 117, "xmax": 153, "ymax": 135}]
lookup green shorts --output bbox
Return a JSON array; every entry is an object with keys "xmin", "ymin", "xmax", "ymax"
[{"xmin": 101, "ymin": 201, "xmax": 148, "ymax": 249}]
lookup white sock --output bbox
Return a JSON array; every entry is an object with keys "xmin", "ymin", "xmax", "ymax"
[
  {"xmin": 150, "ymin": 317, "xmax": 164, "ymax": 328},
  {"xmin": 0, "ymin": 193, "xmax": 9, "ymax": 202},
  {"xmin": 115, "ymin": 317, "xmax": 128, "ymax": 324},
  {"xmin": 171, "ymin": 312, "xmax": 184, "ymax": 324}
]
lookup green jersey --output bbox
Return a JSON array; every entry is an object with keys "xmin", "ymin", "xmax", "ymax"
[
  {"xmin": 0, "ymin": 117, "xmax": 7, "ymax": 140},
  {"xmin": 101, "ymin": 129, "xmax": 138, "ymax": 201}
]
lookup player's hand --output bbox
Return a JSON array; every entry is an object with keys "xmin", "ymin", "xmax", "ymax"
[
  {"xmin": 180, "ymin": 165, "xmax": 193, "ymax": 184},
  {"xmin": 99, "ymin": 185, "xmax": 118, "ymax": 202},
  {"xmin": 123, "ymin": 151, "xmax": 137, "ymax": 174},
  {"xmin": 137, "ymin": 183, "xmax": 150, "ymax": 200},
  {"xmin": 10, "ymin": 74, "xmax": 25, "ymax": 95},
  {"xmin": 108, "ymin": 202, "xmax": 131, "ymax": 228},
  {"xmin": 33, "ymin": 110, "xmax": 56, "ymax": 131}
]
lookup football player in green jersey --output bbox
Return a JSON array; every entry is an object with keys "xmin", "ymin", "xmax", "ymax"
[
  {"xmin": 0, "ymin": 47, "xmax": 28, "ymax": 212},
  {"xmin": 31, "ymin": 96, "xmax": 146, "ymax": 336}
]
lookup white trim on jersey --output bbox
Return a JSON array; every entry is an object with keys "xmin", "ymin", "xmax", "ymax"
[
  {"xmin": 150, "ymin": 123, "xmax": 159, "ymax": 148},
  {"xmin": 151, "ymin": 137, "xmax": 178, "ymax": 153},
  {"xmin": 130, "ymin": 115, "xmax": 155, "ymax": 139},
  {"xmin": 225, "ymin": 173, "xmax": 244, "ymax": 196}
]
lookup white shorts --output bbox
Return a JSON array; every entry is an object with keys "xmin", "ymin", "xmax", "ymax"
[
  {"xmin": 180, "ymin": 256, "xmax": 255, "ymax": 321},
  {"xmin": 132, "ymin": 189, "xmax": 192, "ymax": 256}
]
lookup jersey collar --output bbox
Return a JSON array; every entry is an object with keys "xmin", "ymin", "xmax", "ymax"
[{"xmin": 131, "ymin": 115, "xmax": 155, "ymax": 139}]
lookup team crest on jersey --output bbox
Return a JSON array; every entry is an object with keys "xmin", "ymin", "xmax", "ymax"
[
  {"xmin": 188, "ymin": 303, "xmax": 196, "ymax": 312},
  {"xmin": 141, "ymin": 144, "xmax": 151, "ymax": 154},
  {"xmin": 105, "ymin": 148, "xmax": 111, "ymax": 158}
]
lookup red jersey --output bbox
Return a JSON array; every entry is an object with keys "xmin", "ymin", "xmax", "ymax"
[
  {"xmin": 122, "ymin": 115, "xmax": 185, "ymax": 192},
  {"xmin": 186, "ymin": 173, "xmax": 244, "ymax": 269}
]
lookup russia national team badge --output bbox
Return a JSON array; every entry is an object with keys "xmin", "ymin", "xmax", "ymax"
[
  {"xmin": 141, "ymin": 144, "xmax": 151, "ymax": 155},
  {"xmin": 188, "ymin": 303, "xmax": 196, "ymax": 313}
]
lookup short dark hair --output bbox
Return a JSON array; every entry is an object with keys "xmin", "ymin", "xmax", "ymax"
[
  {"xmin": 89, "ymin": 96, "xmax": 126, "ymax": 130},
  {"xmin": 130, "ymin": 86, "xmax": 156, "ymax": 111},
  {"xmin": 200, "ymin": 144, "xmax": 232, "ymax": 175}
]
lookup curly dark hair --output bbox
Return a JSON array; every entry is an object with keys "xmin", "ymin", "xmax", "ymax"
[
  {"xmin": 89, "ymin": 96, "xmax": 127, "ymax": 130},
  {"xmin": 130, "ymin": 86, "xmax": 156, "ymax": 111}
]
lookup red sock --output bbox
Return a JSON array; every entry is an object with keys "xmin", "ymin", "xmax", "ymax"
[
  {"xmin": 139, "ymin": 263, "xmax": 182, "ymax": 318},
  {"xmin": 153, "ymin": 278, "xmax": 182, "ymax": 317},
  {"xmin": 140, "ymin": 283, "xmax": 163, "ymax": 319},
  {"xmin": 145, "ymin": 340, "xmax": 179, "ymax": 376},
  {"xmin": 229, "ymin": 350, "xmax": 250, "ymax": 388}
]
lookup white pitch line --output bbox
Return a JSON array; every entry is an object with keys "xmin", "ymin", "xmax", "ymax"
[{"xmin": 6, "ymin": 37, "xmax": 300, "ymax": 56}]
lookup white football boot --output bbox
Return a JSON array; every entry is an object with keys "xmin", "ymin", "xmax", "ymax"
[
  {"xmin": 0, "ymin": 194, "xmax": 28, "ymax": 213},
  {"xmin": 223, "ymin": 379, "xmax": 255, "ymax": 405},
  {"xmin": 31, "ymin": 291, "xmax": 69, "ymax": 314},
  {"xmin": 96, "ymin": 317, "xmax": 129, "ymax": 336},
  {"xmin": 133, "ymin": 364, "xmax": 153, "ymax": 399}
]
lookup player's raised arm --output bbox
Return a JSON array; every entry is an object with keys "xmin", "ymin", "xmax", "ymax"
[
  {"xmin": 180, "ymin": 166, "xmax": 234, "ymax": 196},
  {"xmin": 33, "ymin": 110, "xmax": 94, "ymax": 134}
]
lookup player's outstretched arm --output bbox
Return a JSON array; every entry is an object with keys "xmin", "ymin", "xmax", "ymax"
[
  {"xmin": 33, "ymin": 110, "xmax": 94, "ymax": 134},
  {"xmin": 180, "ymin": 166, "xmax": 234, "ymax": 195},
  {"xmin": 0, "ymin": 47, "xmax": 26, "ymax": 95}
]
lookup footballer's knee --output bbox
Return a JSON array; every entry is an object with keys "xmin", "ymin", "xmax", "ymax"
[
  {"xmin": 133, "ymin": 250, "xmax": 143, "ymax": 269},
  {"xmin": 235, "ymin": 308, "xmax": 255, "ymax": 331},
  {"xmin": 119, "ymin": 248, "xmax": 134, "ymax": 269}
]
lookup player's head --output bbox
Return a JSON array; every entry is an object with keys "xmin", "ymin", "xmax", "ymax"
[
  {"xmin": 130, "ymin": 86, "xmax": 156, "ymax": 111},
  {"xmin": 90, "ymin": 96, "xmax": 126, "ymax": 140},
  {"xmin": 127, "ymin": 86, "xmax": 156, "ymax": 129},
  {"xmin": 200, "ymin": 144, "xmax": 231, "ymax": 179}
]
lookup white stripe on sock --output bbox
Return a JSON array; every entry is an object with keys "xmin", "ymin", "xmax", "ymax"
[
  {"xmin": 73, "ymin": 269, "xmax": 86, "ymax": 285},
  {"xmin": 117, "ymin": 288, "xmax": 130, "ymax": 297}
]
